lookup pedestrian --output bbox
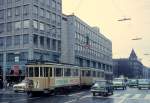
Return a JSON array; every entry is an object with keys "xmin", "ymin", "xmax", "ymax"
[
  {"xmin": 0, "ymin": 79, "xmax": 3, "ymax": 89},
  {"xmin": 3, "ymin": 80, "xmax": 8, "ymax": 89}
]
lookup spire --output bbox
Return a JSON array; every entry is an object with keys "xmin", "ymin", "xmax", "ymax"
[{"xmin": 129, "ymin": 49, "xmax": 137, "ymax": 60}]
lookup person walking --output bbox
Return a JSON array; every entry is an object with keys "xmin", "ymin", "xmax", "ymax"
[
  {"xmin": 3, "ymin": 80, "xmax": 8, "ymax": 90},
  {"xmin": 0, "ymin": 79, "xmax": 3, "ymax": 89}
]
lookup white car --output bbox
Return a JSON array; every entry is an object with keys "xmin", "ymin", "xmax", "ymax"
[{"xmin": 13, "ymin": 80, "xmax": 27, "ymax": 92}]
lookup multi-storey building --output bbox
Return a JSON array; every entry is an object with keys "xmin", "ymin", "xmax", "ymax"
[
  {"xmin": 113, "ymin": 49, "xmax": 143, "ymax": 79},
  {"xmin": 0, "ymin": 0, "xmax": 62, "ymax": 81},
  {"xmin": 61, "ymin": 14, "xmax": 113, "ymax": 80}
]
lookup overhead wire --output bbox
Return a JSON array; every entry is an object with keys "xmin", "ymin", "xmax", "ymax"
[{"xmin": 73, "ymin": 0, "xmax": 84, "ymax": 14}]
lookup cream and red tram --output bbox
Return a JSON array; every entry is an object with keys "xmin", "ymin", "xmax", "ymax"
[{"xmin": 25, "ymin": 62, "xmax": 105, "ymax": 96}]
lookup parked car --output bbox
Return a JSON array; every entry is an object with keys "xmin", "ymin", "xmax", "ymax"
[
  {"xmin": 113, "ymin": 78, "xmax": 127, "ymax": 90},
  {"xmin": 91, "ymin": 80, "xmax": 113, "ymax": 97},
  {"xmin": 128, "ymin": 79, "xmax": 138, "ymax": 87},
  {"xmin": 13, "ymin": 80, "xmax": 28, "ymax": 92},
  {"xmin": 138, "ymin": 79, "xmax": 150, "ymax": 90}
]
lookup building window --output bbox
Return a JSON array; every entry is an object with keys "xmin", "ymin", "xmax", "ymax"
[
  {"xmin": 6, "ymin": 36, "xmax": 12, "ymax": 47},
  {"xmin": 39, "ymin": 22, "xmax": 44, "ymax": 30},
  {"xmin": 14, "ymin": 35, "xmax": 20, "ymax": 46},
  {"xmin": 0, "ymin": 10, "xmax": 4, "ymax": 19},
  {"xmin": 7, "ymin": 9, "xmax": 12, "ymax": 17},
  {"xmin": 33, "ymin": 20, "xmax": 38, "ymax": 29},
  {"xmin": 0, "ymin": 23, "xmax": 4, "ymax": 33},
  {"xmin": 47, "ymin": 38, "xmax": 50, "ymax": 49},
  {"xmin": 20, "ymin": 52, "xmax": 28, "ymax": 61},
  {"xmin": 15, "ymin": 21, "xmax": 21, "ymax": 30},
  {"xmin": 23, "ymin": 5, "xmax": 29, "ymax": 15},
  {"xmin": 23, "ymin": 20, "xmax": 30, "ymax": 28},
  {"xmin": 23, "ymin": 34, "xmax": 29, "ymax": 45},
  {"xmin": 40, "ymin": 36, "xmax": 44, "ymax": 47},
  {"xmin": 15, "ymin": 6, "xmax": 21, "ymax": 16},
  {"xmin": 52, "ymin": 39, "xmax": 56, "ymax": 51},
  {"xmin": 39, "ymin": 8, "xmax": 44, "ymax": 17},
  {"xmin": 0, "ymin": 0, "xmax": 4, "ymax": 5},
  {"xmin": 15, "ymin": 0, "xmax": 21, "ymax": 2},
  {"xmin": 46, "ymin": 11, "xmax": 50, "ymax": 19},
  {"xmin": 33, "ymin": 34, "xmax": 38, "ymax": 46},
  {"xmin": 0, "ymin": 37, "xmax": 4, "ymax": 47},
  {"xmin": 56, "ymin": 2, "xmax": 61, "ymax": 11},
  {"xmin": 52, "ymin": 0, "xmax": 56, "ymax": 9},
  {"xmin": 7, "ymin": 22, "xmax": 12, "ymax": 32},
  {"xmin": 33, "ymin": 5, "xmax": 38, "ymax": 14},
  {"xmin": 58, "ymin": 40, "xmax": 61, "ymax": 52},
  {"xmin": 51, "ymin": 13, "xmax": 56, "ymax": 23},
  {"xmin": 7, "ymin": 0, "xmax": 12, "ymax": 4}
]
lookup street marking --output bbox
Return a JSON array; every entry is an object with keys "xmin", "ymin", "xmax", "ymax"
[
  {"xmin": 119, "ymin": 93, "xmax": 130, "ymax": 98},
  {"xmin": 68, "ymin": 91, "xmax": 85, "ymax": 96},
  {"xmin": 112, "ymin": 93, "xmax": 121, "ymax": 97},
  {"xmin": 131, "ymin": 94, "xmax": 141, "ymax": 99},
  {"xmin": 79, "ymin": 95, "xmax": 91, "ymax": 100},
  {"xmin": 11, "ymin": 97, "xmax": 40, "ymax": 102},
  {"xmin": 144, "ymin": 94, "xmax": 150, "ymax": 100},
  {"xmin": 64, "ymin": 99, "xmax": 76, "ymax": 103},
  {"xmin": 118, "ymin": 97, "xmax": 126, "ymax": 103}
]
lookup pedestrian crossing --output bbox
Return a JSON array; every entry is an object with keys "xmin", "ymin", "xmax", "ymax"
[{"xmin": 111, "ymin": 93, "xmax": 150, "ymax": 100}]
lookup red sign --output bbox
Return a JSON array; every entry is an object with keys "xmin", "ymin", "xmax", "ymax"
[{"xmin": 13, "ymin": 65, "xmax": 19, "ymax": 76}]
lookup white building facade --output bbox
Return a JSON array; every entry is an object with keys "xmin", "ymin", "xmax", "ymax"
[{"xmin": 61, "ymin": 15, "xmax": 113, "ymax": 80}]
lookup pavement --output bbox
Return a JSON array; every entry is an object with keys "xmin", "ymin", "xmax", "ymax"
[{"xmin": 0, "ymin": 87, "xmax": 150, "ymax": 103}]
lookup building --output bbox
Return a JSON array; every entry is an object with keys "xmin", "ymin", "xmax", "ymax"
[
  {"xmin": 61, "ymin": 15, "xmax": 113, "ymax": 80},
  {"xmin": 143, "ymin": 66, "xmax": 150, "ymax": 79},
  {"xmin": 113, "ymin": 49, "xmax": 143, "ymax": 79},
  {"xmin": 0, "ymin": 0, "xmax": 62, "ymax": 81}
]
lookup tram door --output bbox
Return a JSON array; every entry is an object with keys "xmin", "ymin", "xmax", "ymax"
[{"xmin": 43, "ymin": 67, "xmax": 49, "ymax": 89}]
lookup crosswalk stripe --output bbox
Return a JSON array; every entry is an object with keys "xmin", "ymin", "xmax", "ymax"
[
  {"xmin": 144, "ymin": 94, "xmax": 150, "ymax": 100},
  {"xmin": 131, "ymin": 94, "xmax": 141, "ymax": 99},
  {"xmin": 113, "ymin": 93, "xmax": 121, "ymax": 97},
  {"xmin": 120, "ymin": 93, "xmax": 130, "ymax": 98}
]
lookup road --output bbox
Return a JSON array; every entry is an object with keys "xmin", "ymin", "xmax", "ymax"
[{"xmin": 0, "ymin": 88, "xmax": 150, "ymax": 103}]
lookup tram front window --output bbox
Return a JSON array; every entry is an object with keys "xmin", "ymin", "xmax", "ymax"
[
  {"xmin": 35, "ymin": 67, "xmax": 39, "ymax": 77},
  {"xmin": 40, "ymin": 67, "xmax": 43, "ymax": 77},
  {"xmin": 44, "ymin": 67, "xmax": 48, "ymax": 77},
  {"xmin": 29, "ymin": 67, "xmax": 33, "ymax": 77}
]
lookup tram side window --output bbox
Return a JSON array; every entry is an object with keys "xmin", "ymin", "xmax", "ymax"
[
  {"xmin": 26, "ymin": 67, "xmax": 28, "ymax": 77},
  {"xmin": 40, "ymin": 67, "xmax": 43, "ymax": 77},
  {"xmin": 64, "ymin": 68, "xmax": 71, "ymax": 77},
  {"xmin": 55, "ymin": 68, "xmax": 62, "ymax": 77},
  {"xmin": 82, "ymin": 71, "xmax": 85, "ymax": 77},
  {"xmin": 49, "ymin": 68, "xmax": 52, "ymax": 77},
  {"xmin": 34, "ymin": 67, "xmax": 39, "ymax": 77},
  {"xmin": 85, "ymin": 70, "xmax": 91, "ymax": 77},
  {"xmin": 72, "ymin": 69, "xmax": 78, "ymax": 76},
  {"xmin": 29, "ymin": 67, "xmax": 33, "ymax": 77},
  {"xmin": 97, "ymin": 72, "xmax": 100, "ymax": 77},
  {"xmin": 44, "ymin": 67, "xmax": 49, "ymax": 77},
  {"xmin": 93, "ymin": 71, "xmax": 96, "ymax": 77}
]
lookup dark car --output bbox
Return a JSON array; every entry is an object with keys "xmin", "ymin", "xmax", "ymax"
[
  {"xmin": 128, "ymin": 79, "xmax": 138, "ymax": 87},
  {"xmin": 91, "ymin": 80, "xmax": 113, "ymax": 97}
]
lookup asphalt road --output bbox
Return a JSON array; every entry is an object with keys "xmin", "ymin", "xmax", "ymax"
[{"xmin": 1, "ymin": 87, "xmax": 150, "ymax": 103}]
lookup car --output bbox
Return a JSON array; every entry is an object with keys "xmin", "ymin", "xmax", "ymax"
[
  {"xmin": 91, "ymin": 80, "xmax": 113, "ymax": 97},
  {"xmin": 113, "ymin": 78, "xmax": 127, "ymax": 90},
  {"xmin": 128, "ymin": 79, "xmax": 138, "ymax": 87},
  {"xmin": 138, "ymin": 79, "xmax": 150, "ymax": 90},
  {"xmin": 13, "ymin": 80, "xmax": 28, "ymax": 92}
]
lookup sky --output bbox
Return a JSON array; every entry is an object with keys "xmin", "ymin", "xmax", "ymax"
[{"xmin": 62, "ymin": 0, "xmax": 150, "ymax": 67}]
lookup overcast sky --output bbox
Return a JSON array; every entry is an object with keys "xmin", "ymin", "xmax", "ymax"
[{"xmin": 62, "ymin": 0, "xmax": 150, "ymax": 67}]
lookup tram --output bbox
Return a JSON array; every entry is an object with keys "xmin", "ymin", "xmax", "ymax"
[{"xmin": 25, "ymin": 61, "xmax": 105, "ymax": 96}]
